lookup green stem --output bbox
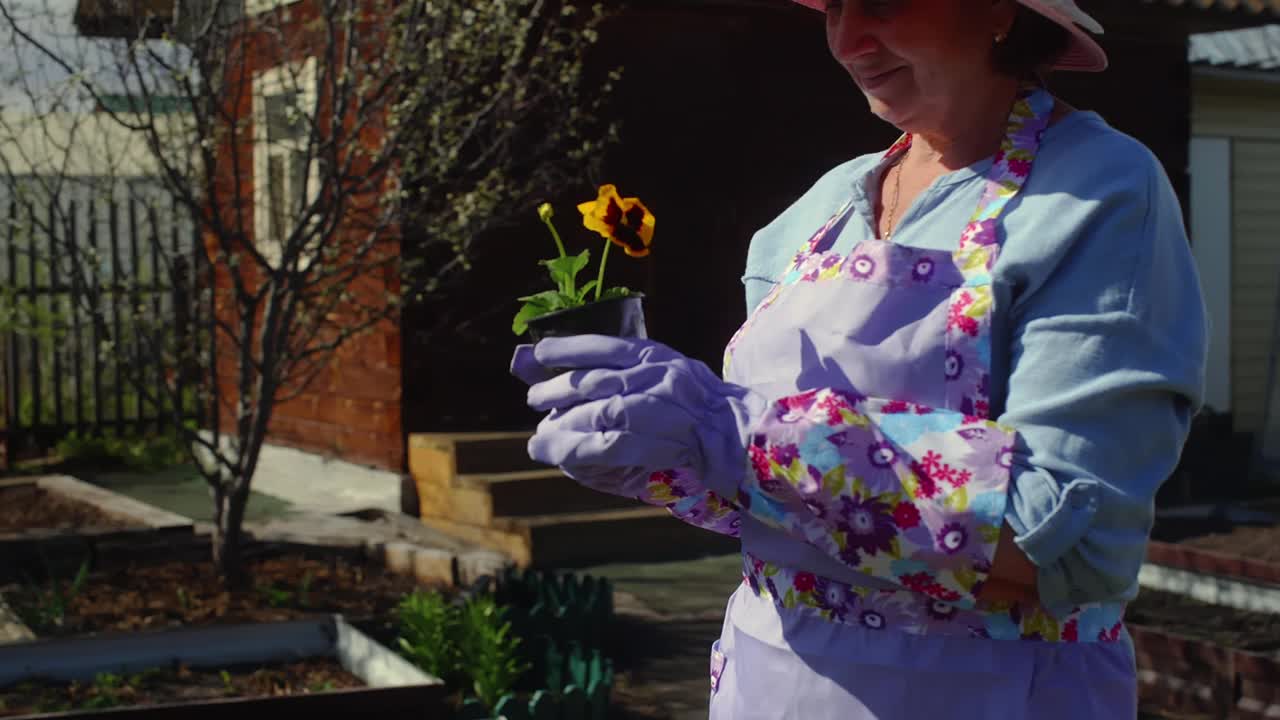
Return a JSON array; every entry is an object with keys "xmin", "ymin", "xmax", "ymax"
[
  {"xmin": 542, "ymin": 216, "xmax": 567, "ymax": 259},
  {"xmin": 540, "ymin": 214, "xmax": 570, "ymax": 295},
  {"xmin": 594, "ymin": 238, "xmax": 611, "ymax": 302}
]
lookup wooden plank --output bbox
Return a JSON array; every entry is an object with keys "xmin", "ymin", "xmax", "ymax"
[
  {"xmin": 408, "ymin": 438, "xmax": 492, "ymax": 526},
  {"xmin": 484, "ymin": 472, "xmax": 642, "ymax": 519},
  {"xmin": 408, "ymin": 431, "xmax": 532, "ymax": 446},
  {"xmin": 35, "ymin": 475, "xmax": 194, "ymax": 530},
  {"xmin": 454, "ymin": 468, "xmax": 566, "ymax": 487},
  {"xmin": 408, "ymin": 432, "xmax": 537, "ymax": 475},
  {"xmin": 418, "ymin": 514, "xmax": 532, "ymax": 568},
  {"xmin": 523, "ymin": 506, "xmax": 738, "ymax": 569},
  {"xmin": 517, "ymin": 506, "xmax": 671, "ymax": 529}
]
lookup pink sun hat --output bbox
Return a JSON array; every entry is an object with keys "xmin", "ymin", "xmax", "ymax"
[{"xmin": 792, "ymin": 0, "xmax": 1108, "ymax": 72}]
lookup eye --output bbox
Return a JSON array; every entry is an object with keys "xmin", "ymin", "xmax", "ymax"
[{"xmin": 862, "ymin": 0, "xmax": 900, "ymax": 17}]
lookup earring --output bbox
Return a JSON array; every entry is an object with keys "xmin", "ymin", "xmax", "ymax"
[{"xmin": 994, "ymin": 31, "xmax": 1008, "ymax": 44}]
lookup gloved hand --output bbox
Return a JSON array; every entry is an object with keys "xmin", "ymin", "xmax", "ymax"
[{"xmin": 510, "ymin": 335, "xmax": 767, "ymax": 499}]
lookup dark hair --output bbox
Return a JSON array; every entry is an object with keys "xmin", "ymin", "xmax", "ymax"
[{"xmin": 992, "ymin": 7, "xmax": 1072, "ymax": 79}]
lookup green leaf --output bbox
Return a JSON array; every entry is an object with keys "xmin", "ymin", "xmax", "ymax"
[
  {"xmin": 516, "ymin": 290, "xmax": 578, "ymax": 310},
  {"xmin": 542, "ymin": 250, "xmax": 591, "ymax": 296},
  {"xmin": 512, "ymin": 290, "xmax": 579, "ymax": 336},
  {"xmin": 575, "ymin": 280, "xmax": 599, "ymax": 302},
  {"xmin": 513, "ymin": 302, "xmax": 546, "ymax": 336},
  {"xmin": 596, "ymin": 286, "xmax": 632, "ymax": 301}
]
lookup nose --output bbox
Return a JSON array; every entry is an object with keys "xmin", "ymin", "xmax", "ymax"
[{"xmin": 826, "ymin": 11, "xmax": 882, "ymax": 63}]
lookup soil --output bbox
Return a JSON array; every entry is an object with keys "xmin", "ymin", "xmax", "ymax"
[
  {"xmin": 0, "ymin": 658, "xmax": 362, "ymax": 717},
  {"xmin": 1150, "ymin": 497, "xmax": 1280, "ymax": 565},
  {"xmin": 1127, "ymin": 588, "xmax": 1280, "ymax": 654},
  {"xmin": 2, "ymin": 547, "xmax": 429, "ymax": 637},
  {"xmin": 1173, "ymin": 524, "xmax": 1280, "ymax": 565},
  {"xmin": 0, "ymin": 485, "xmax": 139, "ymax": 533}
]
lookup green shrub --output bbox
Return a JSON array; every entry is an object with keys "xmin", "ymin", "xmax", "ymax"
[
  {"xmin": 457, "ymin": 596, "xmax": 530, "ymax": 711},
  {"xmin": 397, "ymin": 590, "xmax": 530, "ymax": 714},
  {"xmin": 54, "ymin": 429, "xmax": 188, "ymax": 472},
  {"xmin": 397, "ymin": 590, "xmax": 463, "ymax": 685}
]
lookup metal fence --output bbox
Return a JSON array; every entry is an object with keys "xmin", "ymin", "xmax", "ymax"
[{"xmin": 0, "ymin": 182, "xmax": 210, "ymax": 465}]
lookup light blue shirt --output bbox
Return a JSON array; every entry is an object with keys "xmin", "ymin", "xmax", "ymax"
[{"xmin": 740, "ymin": 111, "xmax": 1208, "ymax": 612}]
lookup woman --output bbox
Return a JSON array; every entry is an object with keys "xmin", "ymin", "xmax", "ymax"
[{"xmin": 512, "ymin": 0, "xmax": 1206, "ymax": 717}]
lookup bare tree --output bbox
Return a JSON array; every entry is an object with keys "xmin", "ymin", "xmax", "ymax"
[{"xmin": 0, "ymin": 0, "xmax": 615, "ymax": 581}]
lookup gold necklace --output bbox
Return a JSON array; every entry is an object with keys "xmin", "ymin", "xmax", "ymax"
[{"xmin": 883, "ymin": 156, "xmax": 904, "ymax": 241}]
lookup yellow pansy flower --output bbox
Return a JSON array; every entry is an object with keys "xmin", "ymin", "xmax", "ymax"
[{"xmin": 577, "ymin": 184, "xmax": 655, "ymax": 258}]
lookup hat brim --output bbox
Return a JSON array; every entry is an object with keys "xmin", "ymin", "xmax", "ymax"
[{"xmin": 790, "ymin": 0, "xmax": 1108, "ymax": 73}]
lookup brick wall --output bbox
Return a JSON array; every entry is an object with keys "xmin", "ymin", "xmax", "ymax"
[{"xmin": 210, "ymin": 0, "xmax": 404, "ymax": 471}]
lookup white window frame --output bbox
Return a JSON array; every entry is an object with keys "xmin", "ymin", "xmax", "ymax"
[
  {"xmin": 252, "ymin": 56, "xmax": 318, "ymax": 267},
  {"xmin": 244, "ymin": 0, "xmax": 300, "ymax": 16}
]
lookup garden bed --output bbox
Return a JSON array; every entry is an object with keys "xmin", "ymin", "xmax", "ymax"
[
  {"xmin": 0, "ymin": 477, "xmax": 191, "ymax": 538},
  {"xmin": 2, "ymin": 540, "xmax": 430, "ymax": 637},
  {"xmin": 0, "ymin": 658, "xmax": 361, "ymax": 717},
  {"xmin": 0, "ymin": 484, "xmax": 138, "ymax": 534},
  {"xmin": 0, "ymin": 476, "xmax": 194, "ymax": 586},
  {"xmin": 1129, "ymin": 588, "xmax": 1280, "ymax": 653},
  {"xmin": 1134, "ymin": 507, "xmax": 1280, "ymax": 716},
  {"xmin": 1129, "ymin": 592, "xmax": 1280, "ymax": 718},
  {"xmin": 0, "ymin": 616, "xmax": 447, "ymax": 719}
]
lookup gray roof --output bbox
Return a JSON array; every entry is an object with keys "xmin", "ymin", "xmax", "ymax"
[
  {"xmin": 1190, "ymin": 24, "xmax": 1280, "ymax": 70},
  {"xmin": 1153, "ymin": 0, "xmax": 1280, "ymax": 17}
]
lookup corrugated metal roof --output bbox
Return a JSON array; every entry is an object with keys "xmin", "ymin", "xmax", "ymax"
[
  {"xmin": 1190, "ymin": 24, "xmax": 1280, "ymax": 69},
  {"xmin": 1151, "ymin": 0, "xmax": 1280, "ymax": 17}
]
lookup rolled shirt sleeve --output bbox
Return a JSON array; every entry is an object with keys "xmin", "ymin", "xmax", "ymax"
[{"xmin": 998, "ymin": 133, "xmax": 1206, "ymax": 614}]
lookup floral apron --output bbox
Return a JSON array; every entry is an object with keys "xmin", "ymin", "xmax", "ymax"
[{"xmin": 688, "ymin": 88, "xmax": 1135, "ymax": 719}]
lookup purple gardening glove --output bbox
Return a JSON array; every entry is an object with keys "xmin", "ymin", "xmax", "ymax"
[{"xmin": 510, "ymin": 336, "xmax": 767, "ymax": 499}]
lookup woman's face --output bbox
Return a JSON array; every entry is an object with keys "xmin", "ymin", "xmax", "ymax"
[{"xmin": 826, "ymin": 0, "xmax": 1016, "ymax": 131}]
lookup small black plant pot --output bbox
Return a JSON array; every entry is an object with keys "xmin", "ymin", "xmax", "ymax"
[{"xmin": 525, "ymin": 294, "xmax": 647, "ymax": 343}]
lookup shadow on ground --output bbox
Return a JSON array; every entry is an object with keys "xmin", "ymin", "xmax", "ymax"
[
  {"xmin": 582, "ymin": 554, "xmax": 742, "ymax": 720},
  {"xmin": 609, "ymin": 614, "xmax": 722, "ymax": 720}
]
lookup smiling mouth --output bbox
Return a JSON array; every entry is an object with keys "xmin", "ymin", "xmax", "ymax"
[{"xmin": 858, "ymin": 67, "xmax": 904, "ymax": 90}]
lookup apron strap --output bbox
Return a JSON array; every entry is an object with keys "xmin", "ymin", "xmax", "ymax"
[
  {"xmin": 953, "ymin": 87, "xmax": 1055, "ymax": 283},
  {"xmin": 782, "ymin": 87, "xmax": 1055, "ymax": 282}
]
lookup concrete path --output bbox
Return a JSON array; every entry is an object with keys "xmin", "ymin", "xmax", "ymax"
[
  {"xmin": 85, "ymin": 442, "xmax": 402, "ymax": 523},
  {"xmin": 244, "ymin": 443, "xmax": 403, "ymax": 515}
]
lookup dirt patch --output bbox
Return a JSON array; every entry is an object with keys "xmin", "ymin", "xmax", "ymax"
[
  {"xmin": 2, "ymin": 547, "xmax": 429, "ymax": 637},
  {"xmin": 0, "ymin": 485, "xmax": 139, "ymax": 533},
  {"xmin": 0, "ymin": 658, "xmax": 361, "ymax": 717},
  {"xmin": 1127, "ymin": 589, "xmax": 1280, "ymax": 654},
  {"xmin": 1150, "ymin": 498, "xmax": 1280, "ymax": 566},
  {"xmin": 1174, "ymin": 524, "xmax": 1280, "ymax": 566}
]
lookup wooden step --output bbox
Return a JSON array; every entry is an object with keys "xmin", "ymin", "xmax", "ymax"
[
  {"xmin": 454, "ymin": 469, "xmax": 639, "ymax": 521},
  {"xmin": 411, "ymin": 432, "xmax": 638, "ymax": 526},
  {"xmin": 419, "ymin": 506, "xmax": 738, "ymax": 569},
  {"xmin": 409, "ymin": 432, "xmax": 538, "ymax": 476}
]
